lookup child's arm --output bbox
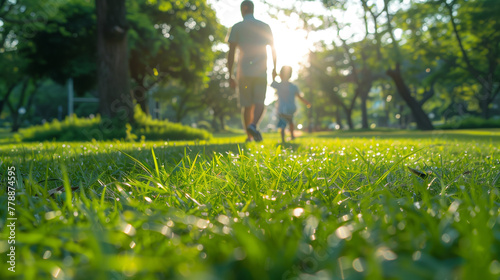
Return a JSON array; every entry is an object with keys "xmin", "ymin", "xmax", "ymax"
[
  {"xmin": 270, "ymin": 79, "xmax": 278, "ymax": 89},
  {"xmin": 297, "ymin": 93, "xmax": 311, "ymax": 108}
]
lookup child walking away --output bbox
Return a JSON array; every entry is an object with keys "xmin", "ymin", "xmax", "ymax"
[{"xmin": 271, "ymin": 66, "xmax": 311, "ymax": 142}]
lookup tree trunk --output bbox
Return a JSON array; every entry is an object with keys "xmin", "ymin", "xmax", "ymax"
[
  {"xmin": 96, "ymin": 0, "xmax": 132, "ymax": 123},
  {"xmin": 344, "ymin": 108, "xmax": 354, "ymax": 130},
  {"xmin": 398, "ymin": 105, "xmax": 404, "ymax": 129},
  {"xmin": 359, "ymin": 90, "xmax": 369, "ymax": 129},
  {"xmin": 336, "ymin": 104, "xmax": 343, "ymax": 129},
  {"xmin": 133, "ymin": 87, "xmax": 148, "ymax": 115},
  {"xmin": 308, "ymin": 84, "xmax": 314, "ymax": 133},
  {"xmin": 211, "ymin": 113, "xmax": 218, "ymax": 132},
  {"xmin": 219, "ymin": 114, "xmax": 225, "ymax": 131},
  {"xmin": 9, "ymin": 109, "xmax": 20, "ymax": 132},
  {"xmin": 0, "ymin": 82, "xmax": 18, "ymax": 117},
  {"xmin": 8, "ymin": 78, "xmax": 30, "ymax": 132},
  {"xmin": 418, "ymin": 84, "xmax": 435, "ymax": 107},
  {"xmin": 479, "ymin": 98, "xmax": 490, "ymax": 119},
  {"xmin": 386, "ymin": 64, "xmax": 434, "ymax": 130}
]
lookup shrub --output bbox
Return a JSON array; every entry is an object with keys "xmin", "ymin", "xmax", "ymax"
[
  {"xmin": 437, "ymin": 116, "xmax": 500, "ymax": 130},
  {"xmin": 18, "ymin": 115, "xmax": 126, "ymax": 142},
  {"xmin": 196, "ymin": 120, "xmax": 213, "ymax": 132},
  {"xmin": 18, "ymin": 106, "xmax": 211, "ymax": 142},
  {"xmin": 132, "ymin": 105, "xmax": 212, "ymax": 141}
]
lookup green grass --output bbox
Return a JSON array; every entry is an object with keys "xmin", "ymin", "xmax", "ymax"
[{"xmin": 1, "ymin": 130, "xmax": 500, "ymax": 279}]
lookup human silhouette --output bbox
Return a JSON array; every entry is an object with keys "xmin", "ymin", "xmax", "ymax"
[
  {"xmin": 227, "ymin": 0, "xmax": 277, "ymax": 142},
  {"xmin": 271, "ymin": 66, "xmax": 311, "ymax": 142}
]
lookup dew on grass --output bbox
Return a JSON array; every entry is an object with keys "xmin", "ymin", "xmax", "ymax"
[
  {"xmin": 196, "ymin": 219, "xmax": 210, "ymax": 229},
  {"xmin": 262, "ymin": 195, "xmax": 276, "ymax": 201},
  {"xmin": 217, "ymin": 215, "xmax": 230, "ymax": 225},
  {"xmin": 45, "ymin": 211, "xmax": 61, "ymax": 220},
  {"xmin": 376, "ymin": 247, "xmax": 397, "ymax": 261},
  {"xmin": 335, "ymin": 225, "xmax": 352, "ymax": 239},
  {"xmin": 489, "ymin": 260, "xmax": 500, "ymax": 275},
  {"xmin": 43, "ymin": 250, "xmax": 52, "ymax": 259},
  {"xmin": 161, "ymin": 226, "xmax": 172, "ymax": 237},
  {"xmin": 234, "ymin": 247, "xmax": 246, "ymax": 260},
  {"xmin": 52, "ymin": 267, "xmax": 62, "ymax": 278},
  {"xmin": 123, "ymin": 224, "xmax": 136, "ymax": 236},
  {"xmin": 352, "ymin": 258, "xmax": 364, "ymax": 272},
  {"xmin": 412, "ymin": 251, "xmax": 422, "ymax": 261},
  {"xmin": 293, "ymin": 208, "xmax": 305, "ymax": 217}
]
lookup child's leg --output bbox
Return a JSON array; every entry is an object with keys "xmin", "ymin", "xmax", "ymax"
[
  {"xmin": 281, "ymin": 128, "xmax": 286, "ymax": 142},
  {"xmin": 289, "ymin": 121, "xmax": 295, "ymax": 140}
]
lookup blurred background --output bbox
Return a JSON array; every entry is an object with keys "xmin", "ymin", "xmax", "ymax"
[{"xmin": 0, "ymin": 0, "xmax": 499, "ymax": 140}]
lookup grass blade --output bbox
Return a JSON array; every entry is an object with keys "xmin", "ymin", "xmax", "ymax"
[{"xmin": 374, "ymin": 148, "xmax": 424, "ymax": 186}]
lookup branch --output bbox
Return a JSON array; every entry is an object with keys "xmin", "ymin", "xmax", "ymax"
[
  {"xmin": 491, "ymin": 84, "xmax": 500, "ymax": 102},
  {"xmin": 0, "ymin": 0, "xmax": 11, "ymax": 18},
  {"xmin": 443, "ymin": 1, "xmax": 483, "ymax": 77},
  {"xmin": 15, "ymin": 77, "xmax": 30, "ymax": 111},
  {"xmin": 418, "ymin": 83, "xmax": 435, "ymax": 106},
  {"xmin": 0, "ymin": 82, "xmax": 17, "ymax": 115},
  {"xmin": 1, "ymin": 81, "xmax": 17, "ymax": 101},
  {"xmin": 334, "ymin": 20, "xmax": 359, "ymax": 84},
  {"xmin": 0, "ymin": 16, "xmax": 45, "ymax": 25},
  {"xmin": 383, "ymin": 0, "xmax": 401, "ymax": 63}
]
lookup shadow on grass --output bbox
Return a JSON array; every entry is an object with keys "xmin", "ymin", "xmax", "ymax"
[{"xmin": 1, "ymin": 140, "xmax": 305, "ymax": 186}]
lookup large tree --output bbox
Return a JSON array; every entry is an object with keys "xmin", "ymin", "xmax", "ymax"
[
  {"xmin": 128, "ymin": 0, "xmax": 221, "ymax": 114},
  {"xmin": 96, "ymin": 0, "xmax": 132, "ymax": 122},
  {"xmin": 203, "ymin": 54, "xmax": 239, "ymax": 131},
  {"xmin": 0, "ymin": 0, "xmax": 65, "ymax": 131},
  {"xmin": 311, "ymin": 0, "xmax": 435, "ymax": 130},
  {"xmin": 437, "ymin": 0, "xmax": 499, "ymax": 119}
]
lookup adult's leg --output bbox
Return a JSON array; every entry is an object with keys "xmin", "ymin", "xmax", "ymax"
[
  {"xmin": 243, "ymin": 105, "xmax": 254, "ymax": 140},
  {"xmin": 238, "ymin": 76, "xmax": 255, "ymax": 140},
  {"xmin": 251, "ymin": 103, "xmax": 265, "ymax": 126},
  {"xmin": 251, "ymin": 77, "xmax": 267, "ymax": 127}
]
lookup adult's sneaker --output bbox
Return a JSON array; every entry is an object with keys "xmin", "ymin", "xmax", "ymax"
[{"xmin": 247, "ymin": 124, "xmax": 263, "ymax": 142}]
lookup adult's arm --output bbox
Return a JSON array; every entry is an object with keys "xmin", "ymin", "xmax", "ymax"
[
  {"xmin": 227, "ymin": 42, "xmax": 237, "ymax": 89},
  {"xmin": 267, "ymin": 25, "xmax": 277, "ymax": 80},
  {"xmin": 271, "ymin": 43, "xmax": 277, "ymax": 80}
]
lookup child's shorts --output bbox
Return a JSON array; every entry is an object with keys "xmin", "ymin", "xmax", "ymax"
[{"xmin": 277, "ymin": 113, "xmax": 293, "ymax": 129}]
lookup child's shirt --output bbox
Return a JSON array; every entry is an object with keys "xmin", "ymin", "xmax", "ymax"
[{"xmin": 271, "ymin": 81, "xmax": 300, "ymax": 115}]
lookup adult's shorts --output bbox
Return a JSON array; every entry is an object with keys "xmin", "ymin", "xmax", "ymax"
[{"xmin": 238, "ymin": 76, "xmax": 267, "ymax": 107}]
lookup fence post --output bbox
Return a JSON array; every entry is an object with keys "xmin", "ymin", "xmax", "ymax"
[{"xmin": 67, "ymin": 78, "xmax": 74, "ymax": 118}]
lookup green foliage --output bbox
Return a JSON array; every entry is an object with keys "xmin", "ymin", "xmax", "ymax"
[
  {"xmin": 17, "ymin": 115, "xmax": 126, "ymax": 142},
  {"xmin": 17, "ymin": 106, "xmax": 212, "ymax": 142},
  {"xmin": 438, "ymin": 116, "xmax": 500, "ymax": 129},
  {"xmin": 1, "ymin": 132, "xmax": 500, "ymax": 278},
  {"xmin": 18, "ymin": 0, "xmax": 97, "ymax": 94},
  {"xmin": 133, "ymin": 105, "xmax": 211, "ymax": 140},
  {"xmin": 128, "ymin": 0, "xmax": 222, "ymax": 87},
  {"xmin": 196, "ymin": 120, "xmax": 213, "ymax": 132}
]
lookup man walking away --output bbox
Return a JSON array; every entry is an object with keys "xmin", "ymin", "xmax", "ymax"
[{"xmin": 227, "ymin": 0, "xmax": 277, "ymax": 142}]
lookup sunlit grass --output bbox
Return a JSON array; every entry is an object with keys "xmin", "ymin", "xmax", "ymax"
[{"xmin": 1, "ymin": 130, "xmax": 499, "ymax": 279}]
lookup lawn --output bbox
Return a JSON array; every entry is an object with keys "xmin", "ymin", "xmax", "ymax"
[{"xmin": 1, "ymin": 129, "xmax": 500, "ymax": 279}]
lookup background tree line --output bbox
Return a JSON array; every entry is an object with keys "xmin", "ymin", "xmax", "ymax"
[
  {"xmin": 0, "ymin": 0, "xmax": 498, "ymax": 133},
  {"xmin": 298, "ymin": 0, "xmax": 499, "ymax": 130}
]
